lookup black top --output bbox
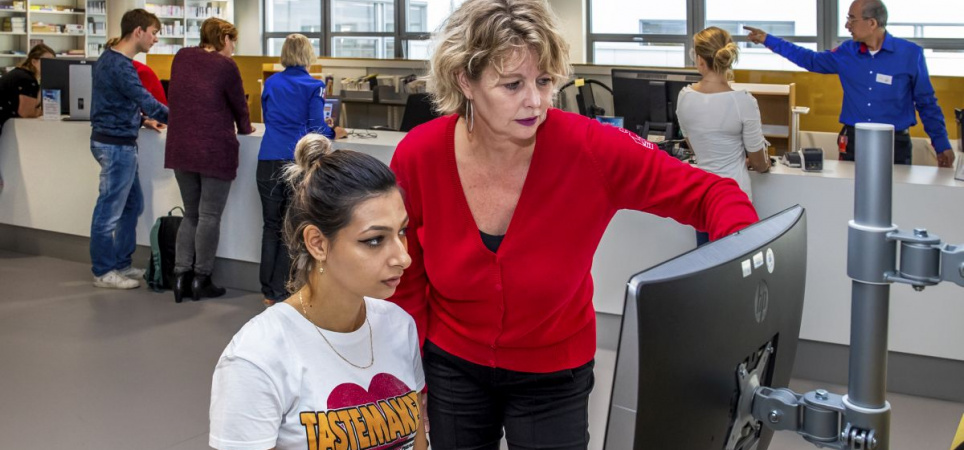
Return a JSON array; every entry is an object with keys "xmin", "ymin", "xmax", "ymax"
[
  {"xmin": 0, "ymin": 67, "xmax": 40, "ymax": 134},
  {"xmin": 479, "ymin": 230, "xmax": 505, "ymax": 253}
]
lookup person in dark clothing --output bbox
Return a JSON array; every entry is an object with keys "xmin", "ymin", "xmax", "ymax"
[
  {"xmin": 164, "ymin": 17, "xmax": 254, "ymax": 302},
  {"xmin": 89, "ymin": 9, "xmax": 168, "ymax": 289},
  {"xmin": 256, "ymin": 33, "xmax": 345, "ymax": 306},
  {"xmin": 0, "ymin": 44, "xmax": 54, "ymax": 136}
]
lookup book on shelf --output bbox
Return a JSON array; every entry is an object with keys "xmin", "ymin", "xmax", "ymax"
[{"xmin": 86, "ymin": 1, "xmax": 106, "ymax": 15}]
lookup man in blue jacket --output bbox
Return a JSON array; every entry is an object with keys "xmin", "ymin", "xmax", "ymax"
[
  {"xmin": 89, "ymin": 9, "xmax": 168, "ymax": 289},
  {"xmin": 746, "ymin": 0, "xmax": 954, "ymax": 168}
]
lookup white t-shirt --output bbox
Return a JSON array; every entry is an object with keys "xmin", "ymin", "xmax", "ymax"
[
  {"xmin": 676, "ymin": 86, "xmax": 767, "ymax": 200},
  {"xmin": 210, "ymin": 298, "xmax": 425, "ymax": 450}
]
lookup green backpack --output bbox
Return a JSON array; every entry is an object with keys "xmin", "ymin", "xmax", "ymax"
[{"xmin": 145, "ymin": 206, "xmax": 184, "ymax": 292}]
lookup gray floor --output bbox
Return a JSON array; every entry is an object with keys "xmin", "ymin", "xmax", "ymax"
[{"xmin": 1, "ymin": 250, "xmax": 961, "ymax": 450}]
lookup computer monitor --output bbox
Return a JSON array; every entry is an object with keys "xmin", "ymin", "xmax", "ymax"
[
  {"xmin": 40, "ymin": 58, "xmax": 97, "ymax": 115},
  {"xmin": 611, "ymin": 68, "xmax": 701, "ymax": 143},
  {"xmin": 604, "ymin": 205, "xmax": 807, "ymax": 450},
  {"xmin": 68, "ymin": 64, "xmax": 93, "ymax": 120}
]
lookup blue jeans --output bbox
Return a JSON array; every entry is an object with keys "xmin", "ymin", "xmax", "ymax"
[{"xmin": 89, "ymin": 140, "xmax": 143, "ymax": 277}]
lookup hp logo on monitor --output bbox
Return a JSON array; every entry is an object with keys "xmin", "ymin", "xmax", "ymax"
[{"xmin": 755, "ymin": 280, "xmax": 769, "ymax": 323}]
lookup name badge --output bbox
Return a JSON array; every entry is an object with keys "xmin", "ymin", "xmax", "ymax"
[{"xmin": 876, "ymin": 73, "xmax": 893, "ymax": 85}]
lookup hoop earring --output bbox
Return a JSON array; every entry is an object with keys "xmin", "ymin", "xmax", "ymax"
[{"xmin": 466, "ymin": 100, "xmax": 474, "ymax": 133}]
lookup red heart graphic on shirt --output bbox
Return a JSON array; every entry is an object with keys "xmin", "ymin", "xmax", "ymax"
[
  {"xmin": 328, "ymin": 373, "xmax": 412, "ymax": 409},
  {"xmin": 325, "ymin": 373, "xmax": 418, "ymax": 450}
]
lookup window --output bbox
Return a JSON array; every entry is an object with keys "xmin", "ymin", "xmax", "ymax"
[
  {"xmin": 265, "ymin": 37, "xmax": 321, "ymax": 57},
  {"xmin": 591, "ymin": 0, "xmax": 686, "ymax": 35},
  {"xmin": 265, "ymin": 0, "xmax": 465, "ymax": 59},
  {"xmin": 332, "ymin": 37, "xmax": 395, "ymax": 58},
  {"xmin": 593, "ymin": 42, "xmax": 685, "ymax": 68},
  {"xmin": 262, "ymin": 0, "xmax": 964, "ymax": 73},
  {"xmin": 588, "ymin": 0, "xmax": 822, "ymax": 69},
  {"xmin": 405, "ymin": 0, "xmax": 463, "ymax": 33},
  {"xmin": 266, "ymin": 0, "xmax": 321, "ymax": 33},
  {"xmin": 707, "ymin": 0, "xmax": 817, "ymax": 36},
  {"xmin": 332, "ymin": 0, "xmax": 394, "ymax": 33}
]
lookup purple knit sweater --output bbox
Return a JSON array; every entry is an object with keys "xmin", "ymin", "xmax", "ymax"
[{"xmin": 164, "ymin": 47, "xmax": 253, "ymax": 181}]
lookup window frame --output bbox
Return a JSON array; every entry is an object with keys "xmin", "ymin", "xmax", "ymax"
[
  {"xmin": 260, "ymin": 0, "xmax": 964, "ymax": 67},
  {"xmin": 586, "ymin": 0, "xmax": 830, "ymax": 67},
  {"xmin": 262, "ymin": 0, "xmax": 438, "ymax": 59}
]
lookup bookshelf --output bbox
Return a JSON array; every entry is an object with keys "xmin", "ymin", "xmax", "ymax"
[
  {"xmin": 0, "ymin": 0, "xmax": 107, "ymax": 68},
  {"xmin": 143, "ymin": 0, "xmax": 233, "ymax": 55}
]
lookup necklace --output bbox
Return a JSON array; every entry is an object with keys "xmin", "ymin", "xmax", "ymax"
[{"xmin": 299, "ymin": 290, "xmax": 374, "ymax": 369}]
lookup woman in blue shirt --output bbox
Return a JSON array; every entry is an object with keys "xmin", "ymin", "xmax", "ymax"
[{"xmin": 257, "ymin": 33, "xmax": 346, "ymax": 306}]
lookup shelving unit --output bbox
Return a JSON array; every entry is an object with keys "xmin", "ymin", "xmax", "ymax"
[
  {"xmin": 733, "ymin": 82, "xmax": 797, "ymax": 155},
  {"xmin": 143, "ymin": 0, "xmax": 232, "ymax": 55},
  {"xmin": 0, "ymin": 0, "xmax": 107, "ymax": 68}
]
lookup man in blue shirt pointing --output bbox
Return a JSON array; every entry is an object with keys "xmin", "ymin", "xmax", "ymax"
[{"xmin": 746, "ymin": 0, "xmax": 954, "ymax": 167}]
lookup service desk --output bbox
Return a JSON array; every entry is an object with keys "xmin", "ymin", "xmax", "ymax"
[{"xmin": 2, "ymin": 118, "xmax": 964, "ymax": 365}]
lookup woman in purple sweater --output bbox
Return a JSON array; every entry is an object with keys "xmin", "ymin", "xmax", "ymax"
[{"xmin": 164, "ymin": 18, "xmax": 254, "ymax": 302}]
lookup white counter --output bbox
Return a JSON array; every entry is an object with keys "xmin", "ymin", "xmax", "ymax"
[{"xmin": 2, "ymin": 118, "xmax": 964, "ymax": 362}]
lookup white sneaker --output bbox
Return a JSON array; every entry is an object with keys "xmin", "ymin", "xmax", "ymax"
[
  {"xmin": 93, "ymin": 271, "xmax": 140, "ymax": 289},
  {"xmin": 116, "ymin": 266, "xmax": 146, "ymax": 279}
]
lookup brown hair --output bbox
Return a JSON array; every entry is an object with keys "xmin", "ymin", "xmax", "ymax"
[
  {"xmin": 693, "ymin": 26, "xmax": 738, "ymax": 78},
  {"xmin": 427, "ymin": 0, "xmax": 571, "ymax": 116},
  {"xmin": 200, "ymin": 18, "xmax": 238, "ymax": 52},
  {"xmin": 18, "ymin": 43, "xmax": 55, "ymax": 78},
  {"xmin": 282, "ymin": 134, "xmax": 398, "ymax": 293},
  {"xmin": 120, "ymin": 9, "xmax": 161, "ymax": 39}
]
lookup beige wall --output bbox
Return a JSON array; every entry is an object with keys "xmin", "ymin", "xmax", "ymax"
[
  {"xmin": 548, "ymin": 0, "xmax": 586, "ymax": 64},
  {"xmin": 234, "ymin": 0, "xmax": 262, "ymax": 55}
]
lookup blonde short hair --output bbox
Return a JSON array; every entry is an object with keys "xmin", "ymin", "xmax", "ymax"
[
  {"xmin": 428, "ymin": 0, "xmax": 571, "ymax": 116},
  {"xmin": 693, "ymin": 26, "xmax": 738, "ymax": 78},
  {"xmin": 280, "ymin": 34, "xmax": 316, "ymax": 68}
]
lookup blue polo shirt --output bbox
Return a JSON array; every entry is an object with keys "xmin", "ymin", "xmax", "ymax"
[
  {"xmin": 764, "ymin": 32, "xmax": 951, "ymax": 153},
  {"xmin": 259, "ymin": 66, "xmax": 335, "ymax": 161}
]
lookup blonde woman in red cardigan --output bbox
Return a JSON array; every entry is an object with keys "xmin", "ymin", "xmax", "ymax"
[{"xmin": 387, "ymin": 1, "xmax": 760, "ymax": 449}]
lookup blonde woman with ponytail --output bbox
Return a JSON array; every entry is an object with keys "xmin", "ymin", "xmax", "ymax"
[
  {"xmin": 210, "ymin": 134, "xmax": 426, "ymax": 450},
  {"xmin": 677, "ymin": 26, "xmax": 770, "ymax": 246}
]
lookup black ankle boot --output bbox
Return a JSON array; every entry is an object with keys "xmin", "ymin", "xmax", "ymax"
[
  {"xmin": 191, "ymin": 274, "xmax": 226, "ymax": 301},
  {"xmin": 173, "ymin": 271, "xmax": 193, "ymax": 303}
]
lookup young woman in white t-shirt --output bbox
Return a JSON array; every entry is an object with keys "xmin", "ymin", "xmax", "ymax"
[
  {"xmin": 210, "ymin": 134, "xmax": 427, "ymax": 450},
  {"xmin": 677, "ymin": 26, "xmax": 770, "ymax": 246}
]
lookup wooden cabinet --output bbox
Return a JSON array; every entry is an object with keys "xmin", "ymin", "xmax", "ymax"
[{"xmin": 733, "ymin": 82, "xmax": 797, "ymax": 155}]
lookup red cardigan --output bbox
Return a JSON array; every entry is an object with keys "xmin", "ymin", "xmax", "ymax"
[{"xmin": 388, "ymin": 109, "xmax": 759, "ymax": 373}]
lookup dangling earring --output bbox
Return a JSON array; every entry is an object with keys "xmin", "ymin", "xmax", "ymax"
[
  {"xmin": 466, "ymin": 100, "xmax": 474, "ymax": 133},
  {"xmin": 319, "ymin": 266, "xmax": 325, "ymax": 275}
]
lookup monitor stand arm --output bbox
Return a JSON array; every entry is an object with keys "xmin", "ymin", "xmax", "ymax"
[
  {"xmin": 724, "ymin": 344, "xmax": 877, "ymax": 450},
  {"xmin": 728, "ymin": 124, "xmax": 964, "ymax": 450}
]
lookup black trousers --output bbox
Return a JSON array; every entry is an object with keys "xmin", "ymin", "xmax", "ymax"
[
  {"xmin": 424, "ymin": 340, "xmax": 595, "ymax": 450},
  {"xmin": 839, "ymin": 125, "xmax": 913, "ymax": 165},
  {"xmin": 173, "ymin": 170, "xmax": 232, "ymax": 276},
  {"xmin": 256, "ymin": 160, "xmax": 293, "ymax": 301}
]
